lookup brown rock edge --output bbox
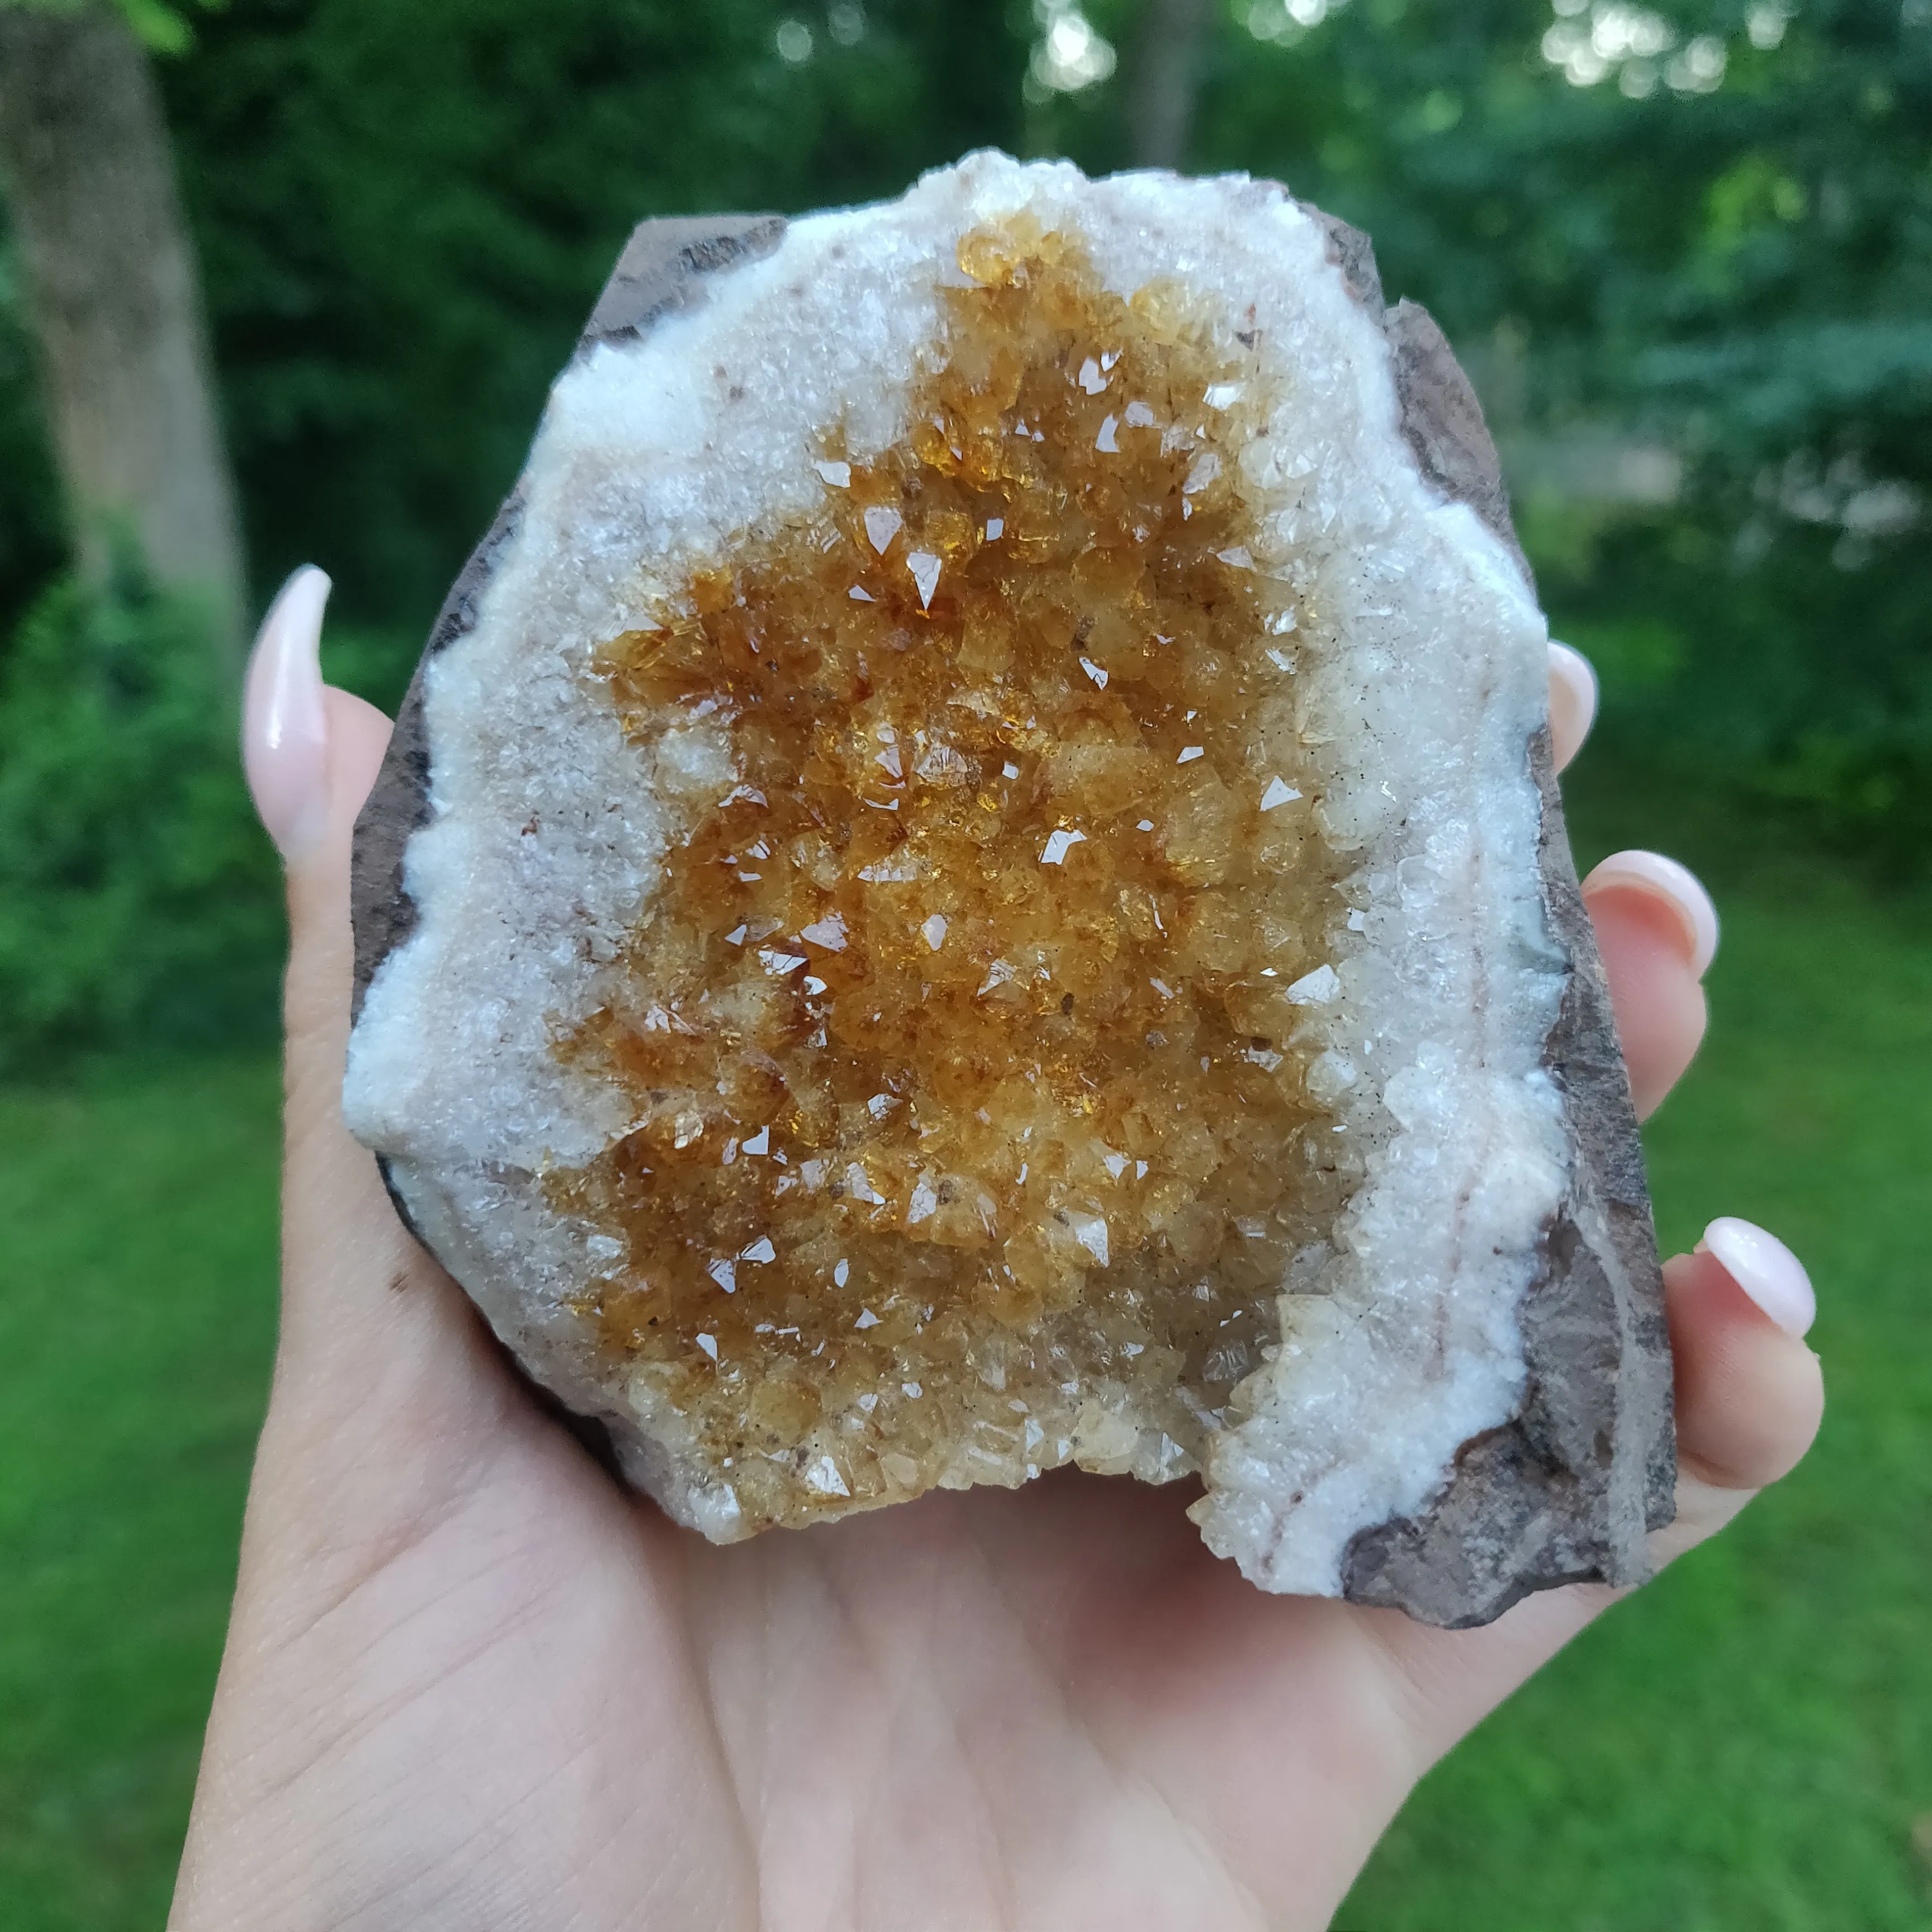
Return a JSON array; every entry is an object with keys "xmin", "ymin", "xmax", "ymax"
[
  {"xmin": 349, "ymin": 188, "xmax": 1675, "ymax": 1627},
  {"xmin": 1310, "ymin": 210, "xmax": 1675, "ymax": 1624}
]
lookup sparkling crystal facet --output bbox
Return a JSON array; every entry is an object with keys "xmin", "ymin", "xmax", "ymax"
[{"xmin": 543, "ymin": 221, "xmax": 1347, "ymax": 1532}]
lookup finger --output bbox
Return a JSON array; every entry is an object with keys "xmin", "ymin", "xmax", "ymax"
[
  {"xmin": 1548, "ymin": 641, "xmax": 1597, "ymax": 773},
  {"xmin": 1583, "ymin": 850, "xmax": 1717, "ymax": 1119},
  {"xmin": 1649, "ymin": 1223, "xmax": 1824, "ymax": 1577},
  {"xmin": 279, "ymin": 679, "xmax": 411, "ymax": 1312},
  {"xmin": 242, "ymin": 575, "xmax": 491, "ymax": 1437},
  {"xmin": 242, "ymin": 567, "xmax": 335, "ymax": 861},
  {"xmin": 1663, "ymin": 1222, "xmax": 1821, "ymax": 1497},
  {"xmin": 1372, "ymin": 1220, "xmax": 1822, "ymax": 1767},
  {"xmin": 244, "ymin": 568, "xmax": 396, "ymax": 1238}
]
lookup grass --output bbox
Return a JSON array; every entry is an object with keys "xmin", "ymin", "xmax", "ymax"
[
  {"xmin": 2, "ymin": 778, "xmax": 1929, "ymax": 1929},
  {"xmin": 0, "ymin": 1057, "xmax": 281, "ymax": 1932},
  {"xmin": 1338, "ymin": 773, "xmax": 1932, "ymax": 1930}
]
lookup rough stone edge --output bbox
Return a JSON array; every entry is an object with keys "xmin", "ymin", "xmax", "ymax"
[
  {"xmin": 348, "ymin": 215, "xmax": 786, "ymax": 1272},
  {"xmin": 346, "ymin": 186, "xmax": 1676, "ymax": 1626},
  {"xmin": 1309, "ymin": 209, "xmax": 1677, "ymax": 1627},
  {"xmin": 349, "ymin": 214, "xmax": 787, "ymax": 1024}
]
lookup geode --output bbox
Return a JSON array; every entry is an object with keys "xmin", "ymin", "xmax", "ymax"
[{"xmin": 344, "ymin": 153, "xmax": 1674, "ymax": 1627}]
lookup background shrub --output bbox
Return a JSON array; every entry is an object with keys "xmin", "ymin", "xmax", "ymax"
[{"xmin": 0, "ymin": 565, "xmax": 281, "ymax": 1072}]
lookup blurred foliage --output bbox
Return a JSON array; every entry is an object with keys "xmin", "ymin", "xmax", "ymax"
[
  {"xmin": 0, "ymin": 234, "xmax": 64, "ymax": 641},
  {"xmin": 0, "ymin": 559, "xmax": 280, "ymax": 1071},
  {"xmin": 1188, "ymin": 0, "xmax": 1932, "ymax": 864},
  {"xmin": 0, "ymin": 0, "xmax": 1926, "ymax": 1061},
  {"xmin": 0, "ymin": 0, "xmax": 225, "ymax": 57},
  {"xmin": 0, "ymin": 0, "xmax": 230, "ymax": 54},
  {"xmin": 112, "ymin": 0, "xmax": 229, "ymax": 58},
  {"xmin": 157, "ymin": 0, "xmax": 1028, "ymax": 631}
]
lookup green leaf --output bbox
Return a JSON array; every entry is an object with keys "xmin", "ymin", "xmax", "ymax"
[{"xmin": 114, "ymin": 0, "xmax": 190, "ymax": 54}]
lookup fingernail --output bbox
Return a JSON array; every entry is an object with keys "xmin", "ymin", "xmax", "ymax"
[
  {"xmin": 242, "ymin": 567, "xmax": 332, "ymax": 861},
  {"xmin": 1547, "ymin": 641, "xmax": 1598, "ymax": 771},
  {"xmin": 1581, "ymin": 849, "xmax": 1720, "ymax": 979},
  {"xmin": 1698, "ymin": 1217, "xmax": 1816, "ymax": 1337}
]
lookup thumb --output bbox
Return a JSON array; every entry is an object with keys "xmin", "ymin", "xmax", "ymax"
[
  {"xmin": 244, "ymin": 568, "xmax": 393, "ymax": 1152},
  {"xmin": 241, "ymin": 570, "xmax": 472, "ymax": 1427}
]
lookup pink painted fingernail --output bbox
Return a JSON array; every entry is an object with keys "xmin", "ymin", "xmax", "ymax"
[
  {"xmin": 1547, "ymin": 641, "xmax": 1598, "ymax": 772},
  {"xmin": 1698, "ymin": 1217, "xmax": 1816, "ymax": 1337},
  {"xmin": 1581, "ymin": 849, "xmax": 1720, "ymax": 979},
  {"xmin": 242, "ymin": 567, "xmax": 332, "ymax": 861}
]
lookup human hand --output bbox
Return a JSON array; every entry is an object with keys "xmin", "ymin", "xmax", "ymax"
[{"xmin": 168, "ymin": 588, "xmax": 1822, "ymax": 1932}]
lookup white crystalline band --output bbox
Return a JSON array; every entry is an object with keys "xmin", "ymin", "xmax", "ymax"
[{"xmin": 343, "ymin": 153, "xmax": 1565, "ymax": 1589}]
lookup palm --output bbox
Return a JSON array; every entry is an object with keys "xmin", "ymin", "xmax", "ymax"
[{"xmin": 209, "ymin": 1178, "xmax": 1594, "ymax": 1932}]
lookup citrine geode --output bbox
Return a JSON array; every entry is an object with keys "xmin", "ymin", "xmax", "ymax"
[{"xmin": 344, "ymin": 154, "xmax": 1674, "ymax": 1627}]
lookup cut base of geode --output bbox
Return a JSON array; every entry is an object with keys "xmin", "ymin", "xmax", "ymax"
[{"xmin": 345, "ymin": 153, "xmax": 1673, "ymax": 1627}]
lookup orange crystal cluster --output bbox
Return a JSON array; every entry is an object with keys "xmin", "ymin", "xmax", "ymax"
[{"xmin": 547, "ymin": 219, "xmax": 1351, "ymax": 1531}]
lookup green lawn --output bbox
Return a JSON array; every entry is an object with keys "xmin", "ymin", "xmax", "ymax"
[
  {"xmin": 1341, "ymin": 860, "xmax": 1932, "ymax": 1930},
  {"xmin": 0, "ymin": 1056, "xmax": 280, "ymax": 1932},
  {"xmin": 3, "ymin": 802, "xmax": 1929, "ymax": 1929}
]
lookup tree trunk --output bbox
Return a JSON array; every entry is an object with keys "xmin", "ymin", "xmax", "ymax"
[
  {"xmin": 1128, "ymin": 0, "xmax": 1212, "ymax": 171},
  {"xmin": 0, "ymin": 2, "xmax": 245, "ymax": 660}
]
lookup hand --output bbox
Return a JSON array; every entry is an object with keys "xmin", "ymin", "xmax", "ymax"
[{"xmin": 170, "ymin": 589, "xmax": 1823, "ymax": 1932}]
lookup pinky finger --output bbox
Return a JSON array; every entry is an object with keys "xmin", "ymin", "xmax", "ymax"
[
  {"xmin": 1666, "ymin": 1224, "xmax": 1824, "ymax": 1500},
  {"xmin": 1549, "ymin": 642, "xmax": 1598, "ymax": 774}
]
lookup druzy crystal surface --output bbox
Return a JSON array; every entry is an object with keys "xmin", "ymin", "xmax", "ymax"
[
  {"xmin": 548, "ymin": 220, "xmax": 1350, "ymax": 1533},
  {"xmin": 345, "ymin": 155, "xmax": 1673, "ymax": 1625}
]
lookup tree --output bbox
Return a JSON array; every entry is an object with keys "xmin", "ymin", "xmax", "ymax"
[
  {"xmin": 151, "ymin": 0, "xmax": 1027, "ymax": 642},
  {"xmin": 0, "ymin": 0, "xmax": 245, "ymax": 660},
  {"xmin": 1126, "ymin": 0, "xmax": 1211, "ymax": 167}
]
